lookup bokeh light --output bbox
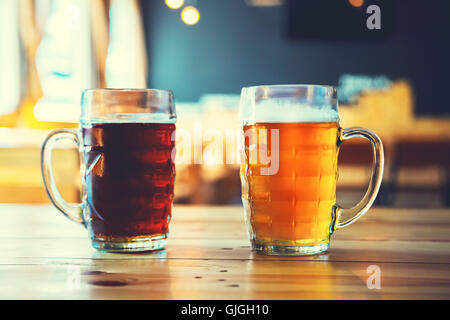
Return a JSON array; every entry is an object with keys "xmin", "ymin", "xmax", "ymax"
[
  {"xmin": 181, "ymin": 6, "xmax": 200, "ymax": 25},
  {"xmin": 348, "ymin": 0, "xmax": 364, "ymax": 7},
  {"xmin": 165, "ymin": 0, "xmax": 184, "ymax": 10}
]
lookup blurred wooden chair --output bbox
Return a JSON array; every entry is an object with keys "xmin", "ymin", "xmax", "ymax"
[
  {"xmin": 0, "ymin": 129, "xmax": 80, "ymax": 203},
  {"xmin": 388, "ymin": 139, "xmax": 450, "ymax": 207}
]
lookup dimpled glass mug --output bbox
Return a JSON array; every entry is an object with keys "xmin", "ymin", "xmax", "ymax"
[
  {"xmin": 240, "ymin": 85, "xmax": 384, "ymax": 255},
  {"xmin": 41, "ymin": 89, "xmax": 176, "ymax": 252}
]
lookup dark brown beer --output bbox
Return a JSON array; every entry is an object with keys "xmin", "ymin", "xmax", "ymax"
[{"xmin": 81, "ymin": 122, "xmax": 175, "ymax": 241}]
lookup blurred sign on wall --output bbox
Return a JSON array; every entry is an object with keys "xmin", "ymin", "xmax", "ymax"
[{"xmin": 338, "ymin": 74, "xmax": 391, "ymax": 104}]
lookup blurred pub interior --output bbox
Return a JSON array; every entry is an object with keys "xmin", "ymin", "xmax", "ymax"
[{"xmin": 0, "ymin": 0, "xmax": 449, "ymax": 208}]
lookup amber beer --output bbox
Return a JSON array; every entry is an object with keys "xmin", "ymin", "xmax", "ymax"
[
  {"xmin": 240, "ymin": 85, "xmax": 384, "ymax": 255},
  {"xmin": 241, "ymin": 122, "xmax": 340, "ymax": 249}
]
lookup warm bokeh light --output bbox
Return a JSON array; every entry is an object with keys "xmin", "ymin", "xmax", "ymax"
[
  {"xmin": 165, "ymin": 0, "xmax": 184, "ymax": 10},
  {"xmin": 181, "ymin": 6, "xmax": 200, "ymax": 25},
  {"xmin": 348, "ymin": 0, "xmax": 364, "ymax": 7}
]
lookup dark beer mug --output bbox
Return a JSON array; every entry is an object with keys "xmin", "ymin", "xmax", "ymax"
[{"xmin": 41, "ymin": 89, "xmax": 176, "ymax": 252}]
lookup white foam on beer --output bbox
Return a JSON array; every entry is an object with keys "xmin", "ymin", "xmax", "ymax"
[
  {"xmin": 245, "ymin": 101, "xmax": 339, "ymax": 123},
  {"xmin": 82, "ymin": 113, "xmax": 176, "ymax": 125}
]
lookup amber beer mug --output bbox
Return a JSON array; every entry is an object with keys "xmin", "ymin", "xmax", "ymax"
[
  {"xmin": 240, "ymin": 85, "xmax": 384, "ymax": 255},
  {"xmin": 41, "ymin": 89, "xmax": 176, "ymax": 252}
]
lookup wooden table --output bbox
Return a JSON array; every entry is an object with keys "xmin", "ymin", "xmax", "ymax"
[{"xmin": 1, "ymin": 205, "xmax": 449, "ymax": 300}]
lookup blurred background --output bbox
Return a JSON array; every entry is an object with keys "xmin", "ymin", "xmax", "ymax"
[{"xmin": 0, "ymin": 0, "xmax": 449, "ymax": 208}]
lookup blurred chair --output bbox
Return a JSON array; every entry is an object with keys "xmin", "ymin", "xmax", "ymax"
[
  {"xmin": 0, "ymin": 129, "xmax": 79, "ymax": 203},
  {"xmin": 388, "ymin": 139, "xmax": 450, "ymax": 207}
]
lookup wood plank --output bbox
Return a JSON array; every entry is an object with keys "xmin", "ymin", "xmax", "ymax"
[
  {"xmin": 0, "ymin": 206, "xmax": 449, "ymax": 263},
  {"xmin": 1, "ymin": 205, "xmax": 450, "ymax": 242},
  {"xmin": 0, "ymin": 259, "xmax": 448, "ymax": 300},
  {"xmin": 1, "ymin": 238, "xmax": 449, "ymax": 264},
  {"xmin": 1, "ymin": 204, "xmax": 449, "ymax": 299}
]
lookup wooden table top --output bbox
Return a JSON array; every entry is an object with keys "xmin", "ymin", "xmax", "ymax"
[{"xmin": 1, "ymin": 204, "xmax": 449, "ymax": 300}]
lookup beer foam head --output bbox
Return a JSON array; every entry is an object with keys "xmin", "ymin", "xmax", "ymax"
[
  {"xmin": 81, "ymin": 89, "xmax": 176, "ymax": 125},
  {"xmin": 241, "ymin": 100, "xmax": 339, "ymax": 124},
  {"xmin": 83, "ymin": 113, "xmax": 176, "ymax": 125},
  {"xmin": 240, "ymin": 85, "xmax": 339, "ymax": 124}
]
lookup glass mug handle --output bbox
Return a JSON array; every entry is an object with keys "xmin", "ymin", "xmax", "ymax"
[
  {"xmin": 334, "ymin": 127, "xmax": 384, "ymax": 229},
  {"xmin": 40, "ymin": 129, "xmax": 85, "ymax": 226}
]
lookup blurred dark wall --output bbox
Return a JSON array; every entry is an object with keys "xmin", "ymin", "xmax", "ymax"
[{"xmin": 143, "ymin": 0, "xmax": 449, "ymax": 115}]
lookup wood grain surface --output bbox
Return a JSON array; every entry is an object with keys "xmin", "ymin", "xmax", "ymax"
[{"xmin": 0, "ymin": 205, "xmax": 449, "ymax": 300}]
